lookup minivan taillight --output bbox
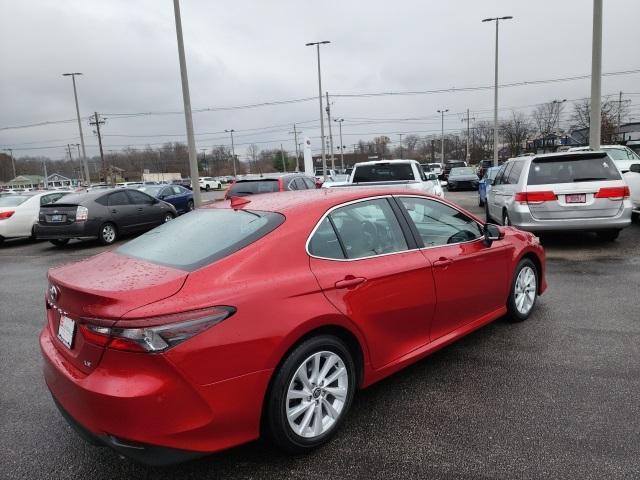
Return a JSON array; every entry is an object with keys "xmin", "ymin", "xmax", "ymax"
[
  {"xmin": 514, "ymin": 191, "xmax": 557, "ymax": 204},
  {"xmin": 595, "ymin": 186, "xmax": 630, "ymax": 200},
  {"xmin": 0, "ymin": 211, "xmax": 15, "ymax": 220},
  {"xmin": 79, "ymin": 306, "xmax": 235, "ymax": 353}
]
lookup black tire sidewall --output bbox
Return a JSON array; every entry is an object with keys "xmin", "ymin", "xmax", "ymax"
[
  {"xmin": 265, "ymin": 335, "xmax": 356, "ymax": 453},
  {"xmin": 507, "ymin": 258, "xmax": 538, "ymax": 322}
]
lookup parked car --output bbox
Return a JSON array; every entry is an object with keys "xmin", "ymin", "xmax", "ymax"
[
  {"xmin": 485, "ymin": 152, "xmax": 632, "ymax": 240},
  {"xmin": 226, "ymin": 173, "xmax": 317, "ymax": 199},
  {"xmin": 623, "ymin": 163, "xmax": 640, "ymax": 220},
  {"xmin": 476, "ymin": 159, "xmax": 504, "ymax": 178},
  {"xmin": 478, "ymin": 166, "xmax": 502, "ymax": 207},
  {"xmin": 35, "ymin": 188, "xmax": 177, "ymax": 246},
  {"xmin": 0, "ymin": 191, "xmax": 69, "ymax": 244},
  {"xmin": 446, "ymin": 167, "xmax": 479, "ymax": 191},
  {"xmin": 137, "ymin": 184, "xmax": 194, "ymax": 214},
  {"xmin": 40, "ymin": 187, "xmax": 546, "ymax": 465},
  {"xmin": 324, "ymin": 159, "xmax": 444, "ymax": 198},
  {"xmin": 569, "ymin": 145, "xmax": 640, "ymax": 173},
  {"xmin": 115, "ymin": 182, "xmax": 143, "ymax": 188},
  {"xmin": 441, "ymin": 160, "xmax": 467, "ymax": 182},
  {"xmin": 171, "ymin": 178, "xmax": 193, "ymax": 190},
  {"xmin": 421, "ymin": 162, "xmax": 443, "ymax": 176},
  {"xmin": 199, "ymin": 177, "xmax": 221, "ymax": 191}
]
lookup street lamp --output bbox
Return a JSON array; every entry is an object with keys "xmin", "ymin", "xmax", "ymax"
[
  {"xmin": 437, "ymin": 109, "xmax": 449, "ymax": 163},
  {"xmin": 551, "ymin": 99, "xmax": 567, "ymax": 150},
  {"xmin": 62, "ymin": 72, "xmax": 90, "ymax": 183},
  {"xmin": 225, "ymin": 129, "xmax": 237, "ymax": 178},
  {"xmin": 334, "ymin": 118, "xmax": 345, "ymax": 171},
  {"xmin": 482, "ymin": 15, "xmax": 513, "ymax": 166},
  {"xmin": 305, "ymin": 40, "xmax": 330, "ymax": 181}
]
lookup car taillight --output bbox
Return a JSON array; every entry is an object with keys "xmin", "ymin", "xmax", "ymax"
[
  {"xmin": 79, "ymin": 306, "xmax": 235, "ymax": 353},
  {"xmin": 595, "ymin": 186, "xmax": 630, "ymax": 200},
  {"xmin": 514, "ymin": 191, "xmax": 557, "ymax": 204},
  {"xmin": 0, "ymin": 211, "xmax": 15, "ymax": 220},
  {"xmin": 76, "ymin": 206, "xmax": 89, "ymax": 222}
]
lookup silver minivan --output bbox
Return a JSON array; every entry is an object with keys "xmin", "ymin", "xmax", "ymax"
[{"xmin": 486, "ymin": 152, "xmax": 632, "ymax": 240}]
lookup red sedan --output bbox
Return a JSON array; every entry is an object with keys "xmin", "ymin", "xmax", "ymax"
[{"xmin": 40, "ymin": 188, "xmax": 546, "ymax": 465}]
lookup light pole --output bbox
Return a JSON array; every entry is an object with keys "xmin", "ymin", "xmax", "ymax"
[
  {"xmin": 225, "ymin": 129, "xmax": 237, "ymax": 178},
  {"xmin": 306, "ymin": 40, "xmax": 330, "ymax": 181},
  {"xmin": 62, "ymin": 73, "xmax": 90, "ymax": 183},
  {"xmin": 437, "ymin": 109, "xmax": 449, "ymax": 163},
  {"xmin": 3, "ymin": 148, "xmax": 16, "ymax": 178},
  {"xmin": 398, "ymin": 133, "xmax": 404, "ymax": 159},
  {"xmin": 172, "ymin": 0, "xmax": 202, "ymax": 207},
  {"xmin": 482, "ymin": 15, "xmax": 513, "ymax": 166},
  {"xmin": 334, "ymin": 118, "xmax": 345, "ymax": 171},
  {"xmin": 589, "ymin": 0, "xmax": 602, "ymax": 149},
  {"xmin": 552, "ymin": 99, "xmax": 566, "ymax": 150}
]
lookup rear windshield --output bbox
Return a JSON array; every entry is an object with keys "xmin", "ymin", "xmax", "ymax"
[
  {"xmin": 528, "ymin": 155, "xmax": 621, "ymax": 185},
  {"xmin": 228, "ymin": 180, "xmax": 279, "ymax": 196},
  {"xmin": 604, "ymin": 148, "xmax": 640, "ymax": 161},
  {"xmin": 0, "ymin": 195, "xmax": 31, "ymax": 207},
  {"xmin": 117, "ymin": 209, "xmax": 284, "ymax": 271},
  {"xmin": 450, "ymin": 167, "xmax": 475, "ymax": 175},
  {"xmin": 353, "ymin": 163, "xmax": 414, "ymax": 182}
]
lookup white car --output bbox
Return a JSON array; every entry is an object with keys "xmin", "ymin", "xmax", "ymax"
[
  {"xmin": 199, "ymin": 177, "xmax": 221, "ymax": 191},
  {"xmin": 623, "ymin": 163, "xmax": 640, "ymax": 220},
  {"xmin": 569, "ymin": 145, "xmax": 640, "ymax": 173},
  {"xmin": 0, "ymin": 191, "xmax": 69, "ymax": 244}
]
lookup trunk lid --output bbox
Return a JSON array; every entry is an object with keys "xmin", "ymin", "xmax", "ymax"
[
  {"xmin": 39, "ymin": 203, "xmax": 81, "ymax": 226},
  {"xmin": 46, "ymin": 251, "xmax": 188, "ymax": 374}
]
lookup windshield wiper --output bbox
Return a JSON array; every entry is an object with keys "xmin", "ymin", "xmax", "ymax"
[{"xmin": 572, "ymin": 177, "xmax": 608, "ymax": 182}]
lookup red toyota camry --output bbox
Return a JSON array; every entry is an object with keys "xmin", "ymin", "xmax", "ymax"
[{"xmin": 40, "ymin": 188, "xmax": 546, "ymax": 465}]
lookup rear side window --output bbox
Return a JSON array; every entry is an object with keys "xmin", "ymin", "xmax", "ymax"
[
  {"xmin": 117, "ymin": 209, "xmax": 284, "ymax": 270},
  {"xmin": 108, "ymin": 191, "xmax": 130, "ymax": 206},
  {"xmin": 353, "ymin": 163, "xmax": 414, "ymax": 182},
  {"xmin": 528, "ymin": 155, "xmax": 621, "ymax": 185},
  {"xmin": 228, "ymin": 180, "xmax": 280, "ymax": 196},
  {"xmin": 294, "ymin": 178, "xmax": 308, "ymax": 190},
  {"xmin": 303, "ymin": 177, "xmax": 316, "ymax": 189},
  {"xmin": 127, "ymin": 190, "xmax": 154, "ymax": 204},
  {"xmin": 308, "ymin": 218, "xmax": 345, "ymax": 259},
  {"xmin": 505, "ymin": 161, "xmax": 524, "ymax": 184}
]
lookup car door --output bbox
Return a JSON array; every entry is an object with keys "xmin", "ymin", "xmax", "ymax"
[
  {"xmin": 158, "ymin": 186, "xmax": 178, "ymax": 210},
  {"xmin": 126, "ymin": 190, "xmax": 160, "ymax": 229},
  {"xmin": 488, "ymin": 162, "xmax": 511, "ymax": 221},
  {"xmin": 171, "ymin": 185, "xmax": 189, "ymax": 211},
  {"xmin": 106, "ymin": 190, "xmax": 138, "ymax": 232},
  {"xmin": 308, "ymin": 197, "xmax": 436, "ymax": 369},
  {"xmin": 396, "ymin": 196, "xmax": 511, "ymax": 340}
]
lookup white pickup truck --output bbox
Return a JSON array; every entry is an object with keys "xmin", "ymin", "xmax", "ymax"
[
  {"xmin": 623, "ymin": 163, "xmax": 640, "ymax": 220},
  {"xmin": 322, "ymin": 159, "xmax": 444, "ymax": 198}
]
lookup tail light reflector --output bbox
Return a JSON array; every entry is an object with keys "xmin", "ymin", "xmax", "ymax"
[
  {"xmin": 76, "ymin": 205, "xmax": 89, "ymax": 222},
  {"xmin": 514, "ymin": 191, "xmax": 557, "ymax": 204},
  {"xmin": 595, "ymin": 186, "xmax": 630, "ymax": 200},
  {"xmin": 0, "ymin": 211, "xmax": 15, "ymax": 220},
  {"xmin": 80, "ymin": 306, "xmax": 235, "ymax": 353}
]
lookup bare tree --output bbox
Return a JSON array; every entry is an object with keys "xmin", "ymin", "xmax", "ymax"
[
  {"xmin": 532, "ymin": 101, "xmax": 565, "ymax": 152},
  {"xmin": 501, "ymin": 111, "xmax": 531, "ymax": 157},
  {"xmin": 570, "ymin": 97, "xmax": 630, "ymax": 144},
  {"xmin": 404, "ymin": 134, "xmax": 420, "ymax": 153},
  {"xmin": 246, "ymin": 143, "xmax": 260, "ymax": 173}
]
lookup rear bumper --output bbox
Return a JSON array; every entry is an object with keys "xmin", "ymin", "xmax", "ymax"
[
  {"xmin": 34, "ymin": 221, "xmax": 99, "ymax": 240},
  {"xmin": 40, "ymin": 323, "xmax": 272, "ymax": 464},
  {"xmin": 508, "ymin": 203, "xmax": 633, "ymax": 232}
]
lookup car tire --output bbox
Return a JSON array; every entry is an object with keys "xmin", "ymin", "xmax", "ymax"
[
  {"xmin": 265, "ymin": 335, "xmax": 356, "ymax": 454},
  {"xmin": 478, "ymin": 196, "xmax": 484, "ymax": 207},
  {"xmin": 163, "ymin": 212, "xmax": 175, "ymax": 223},
  {"xmin": 502, "ymin": 210, "xmax": 512, "ymax": 226},
  {"xmin": 485, "ymin": 203, "xmax": 493, "ymax": 223},
  {"xmin": 98, "ymin": 222, "xmax": 118, "ymax": 245},
  {"xmin": 507, "ymin": 258, "xmax": 538, "ymax": 322},
  {"xmin": 596, "ymin": 229, "xmax": 620, "ymax": 242},
  {"xmin": 205, "ymin": 184, "xmax": 211, "ymax": 192},
  {"xmin": 186, "ymin": 200, "xmax": 194, "ymax": 212},
  {"xmin": 50, "ymin": 239, "xmax": 70, "ymax": 247}
]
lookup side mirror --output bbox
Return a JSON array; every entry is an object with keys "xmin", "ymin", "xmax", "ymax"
[
  {"xmin": 427, "ymin": 173, "xmax": 438, "ymax": 181},
  {"xmin": 483, "ymin": 223, "xmax": 503, "ymax": 246},
  {"xmin": 630, "ymin": 163, "xmax": 640, "ymax": 173}
]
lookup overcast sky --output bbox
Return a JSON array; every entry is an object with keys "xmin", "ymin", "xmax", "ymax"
[{"xmin": 1, "ymin": 0, "xmax": 640, "ymax": 161}]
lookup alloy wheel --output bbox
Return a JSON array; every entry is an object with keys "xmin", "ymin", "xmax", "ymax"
[
  {"xmin": 286, "ymin": 351, "xmax": 349, "ymax": 439},
  {"xmin": 102, "ymin": 224, "xmax": 116, "ymax": 244},
  {"xmin": 164, "ymin": 213, "xmax": 174, "ymax": 223},
  {"xmin": 514, "ymin": 266, "xmax": 536, "ymax": 315}
]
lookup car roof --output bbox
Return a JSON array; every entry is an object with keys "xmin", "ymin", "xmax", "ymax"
[
  {"xmin": 528, "ymin": 151, "xmax": 608, "ymax": 161},
  {"xmin": 353, "ymin": 159, "xmax": 418, "ymax": 166}
]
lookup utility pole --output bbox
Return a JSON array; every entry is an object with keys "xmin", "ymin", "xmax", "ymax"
[
  {"xmin": 225, "ymin": 129, "xmax": 237, "ymax": 178},
  {"xmin": 89, "ymin": 112, "xmax": 106, "ymax": 182},
  {"xmin": 430, "ymin": 140, "xmax": 435, "ymax": 162},
  {"xmin": 73, "ymin": 144, "xmax": 83, "ymax": 182},
  {"xmin": 172, "ymin": 0, "xmax": 202, "ymax": 207},
  {"xmin": 62, "ymin": 73, "xmax": 90, "ymax": 184},
  {"xmin": 325, "ymin": 92, "xmax": 335, "ymax": 172},
  {"xmin": 289, "ymin": 124, "xmax": 301, "ymax": 172},
  {"xmin": 334, "ymin": 118, "xmax": 345, "ymax": 171},
  {"xmin": 306, "ymin": 41, "xmax": 330, "ymax": 181},
  {"xmin": 398, "ymin": 133, "xmax": 404, "ymax": 159},
  {"xmin": 437, "ymin": 109, "xmax": 449, "ymax": 163},
  {"xmin": 43, "ymin": 159, "xmax": 48, "ymax": 189},
  {"xmin": 461, "ymin": 109, "xmax": 474, "ymax": 162},
  {"xmin": 280, "ymin": 144, "xmax": 287, "ymax": 172},
  {"xmin": 589, "ymin": 0, "xmax": 602, "ymax": 149},
  {"xmin": 482, "ymin": 15, "xmax": 514, "ymax": 166},
  {"xmin": 3, "ymin": 148, "xmax": 16, "ymax": 178},
  {"xmin": 617, "ymin": 91, "xmax": 623, "ymax": 141}
]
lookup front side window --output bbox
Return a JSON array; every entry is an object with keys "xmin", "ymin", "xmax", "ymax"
[
  {"xmin": 302, "ymin": 177, "xmax": 316, "ymax": 189},
  {"xmin": 494, "ymin": 162, "xmax": 512, "ymax": 185},
  {"xmin": 399, "ymin": 197, "xmax": 482, "ymax": 247},
  {"xmin": 326, "ymin": 199, "xmax": 407, "ymax": 259}
]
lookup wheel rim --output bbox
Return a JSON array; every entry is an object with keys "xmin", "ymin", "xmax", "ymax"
[
  {"xmin": 187, "ymin": 201, "xmax": 194, "ymax": 211},
  {"xmin": 514, "ymin": 266, "xmax": 536, "ymax": 315},
  {"xmin": 286, "ymin": 351, "xmax": 349, "ymax": 439},
  {"xmin": 164, "ymin": 213, "xmax": 173, "ymax": 222},
  {"xmin": 102, "ymin": 225, "xmax": 115, "ymax": 243}
]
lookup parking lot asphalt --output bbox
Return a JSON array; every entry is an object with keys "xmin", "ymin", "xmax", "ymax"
[{"xmin": 1, "ymin": 190, "xmax": 639, "ymax": 480}]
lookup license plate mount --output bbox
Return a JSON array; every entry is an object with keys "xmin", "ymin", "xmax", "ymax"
[
  {"xmin": 50, "ymin": 214, "xmax": 64, "ymax": 222},
  {"xmin": 565, "ymin": 194, "xmax": 586, "ymax": 204},
  {"xmin": 57, "ymin": 315, "xmax": 76, "ymax": 349}
]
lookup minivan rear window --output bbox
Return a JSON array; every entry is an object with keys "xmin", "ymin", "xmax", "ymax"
[
  {"xmin": 228, "ymin": 180, "xmax": 279, "ymax": 196},
  {"xmin": 527, "ymin": 155, "xmax": 621, "ymax": 185},
  {"xmin": 117, "ymin": 209, "xmax": 284, "ymax": 271},
  {"xmin": 352, "ymin": 163, "xmax": 414, "ymax": 182}
]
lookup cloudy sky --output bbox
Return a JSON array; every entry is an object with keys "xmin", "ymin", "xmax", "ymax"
[{"xmin": 1, "ymin": 0, "xmax": 639, "ymax": 161}]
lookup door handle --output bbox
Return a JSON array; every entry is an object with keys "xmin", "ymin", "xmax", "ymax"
[
  {"xmin": 433, "ymin": 257, "xmax": 453, "ymax": 268},
  {"xmin": 110, "ymin": 209, "xmax": 118, "ymax": 214},
  {"xmin": 137, "ymin": 207, "xmax": 143, "ymax": 211},
  {"xmin": 335, "ymin": 276, "xmax": 366, "ymax": 289}
]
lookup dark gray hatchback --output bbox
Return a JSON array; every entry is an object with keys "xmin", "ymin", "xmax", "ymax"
[{"xmin": 35, "ymin": 188, "xmax": 177, "ymax": 246}]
